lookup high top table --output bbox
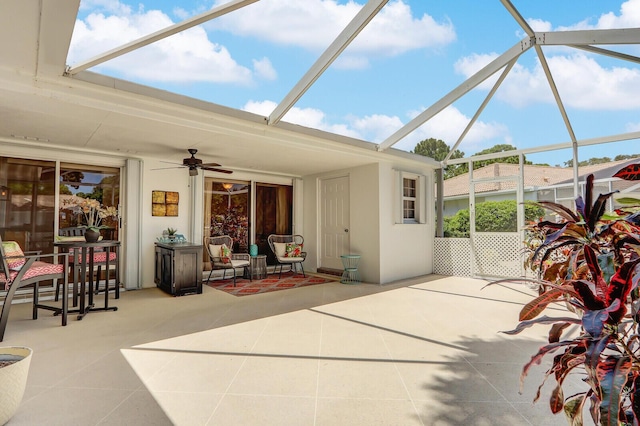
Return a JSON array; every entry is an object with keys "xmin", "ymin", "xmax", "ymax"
[{"xmin": 54, "ymin": 240, "xmax": 120, "ymax": 320}]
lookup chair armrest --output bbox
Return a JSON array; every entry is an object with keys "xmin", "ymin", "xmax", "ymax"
[
  {"xmin": 9, "ymin": 252, "xmax": 70, "ymax": 263},
  {"xmin": 300, "ymin": 252, "xmax": 307, "ymax": 259}
]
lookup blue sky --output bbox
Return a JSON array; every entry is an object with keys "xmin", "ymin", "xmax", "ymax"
[{"xmin": 69, "ymin": 0, "xmax": 640, "ymax": 167}]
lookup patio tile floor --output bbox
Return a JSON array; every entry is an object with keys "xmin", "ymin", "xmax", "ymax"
[{"xmin": 2, "ymin": 275, "xmax": 579, "ymax": 425}]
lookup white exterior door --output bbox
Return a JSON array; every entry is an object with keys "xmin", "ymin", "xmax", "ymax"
[{"xmin": 320, "ymin": 176, "xmax": 350, "ymax": 270}]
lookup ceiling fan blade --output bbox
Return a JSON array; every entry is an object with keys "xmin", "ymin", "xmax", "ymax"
[
  {"xmin": 200, "ymin": 166, "xmax": 233, "ymax": 174},
  {"xmin": 159, "ymin": 160, "xmax": 183, "ymax": 165},
  {"xmin": 200, "ymin": 162, "xmax": 222, "ymax": 167},
  {"xmin": 150, "ymin": 166, "xmax": 185, "ymax": 171}
]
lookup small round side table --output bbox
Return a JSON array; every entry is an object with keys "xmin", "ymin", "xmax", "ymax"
[
  {"xmin": 250, "ymin": 254, "xmax": 267, "ymax": 280},
  {"xmin": 340, "ymin": 254, "xmax": 361, "ymax": 284}
]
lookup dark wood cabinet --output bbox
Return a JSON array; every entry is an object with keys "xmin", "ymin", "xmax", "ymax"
[{"xmin": 155, "ymin": 242, "xmax": 203, "ymax": 296}]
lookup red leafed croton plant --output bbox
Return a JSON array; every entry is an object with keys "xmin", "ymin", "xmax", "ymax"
[{"xmin": 487, "ymin": 162, "xmax": 640, "ymax": 425}]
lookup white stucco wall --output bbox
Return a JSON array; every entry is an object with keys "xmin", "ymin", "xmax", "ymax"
[
  {"xmin": 303, "ymin": 161, "xmax": 435, "ymax": 285},
  {"xmin": 302, "ymin": 163, "xmax": 381, "ymax": 283},
  {"xmin": 378, "ymin": 164, "xmax": 434, "ymax": 284},
  {"xmin": 140, "ymin": 159, "xmax": 195, "ymax": 288}
]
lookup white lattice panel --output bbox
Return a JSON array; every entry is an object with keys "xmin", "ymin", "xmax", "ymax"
[
  {"xmin": 471, "ymin": 233, "xmax": 522, "ymax": 278},
  {"xmin": 433, "ymin": 238, "xmax": 472, "ymax": 276}
]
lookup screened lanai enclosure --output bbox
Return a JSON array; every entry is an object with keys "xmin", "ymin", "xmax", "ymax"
[
  {"xmin": 433, "ymin": 151, "xmax": 640, "ymax": 279},
  {"xmin": 2, "ymin": 0, "xmax": 640, "ymax": 286}
]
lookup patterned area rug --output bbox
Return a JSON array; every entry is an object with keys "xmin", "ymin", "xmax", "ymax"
[{"xmin": 206, "ymin": 272, "xmax": 337, "ymax": 296}]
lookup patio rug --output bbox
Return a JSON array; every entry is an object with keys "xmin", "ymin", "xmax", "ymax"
[{"xmin": 206, "ymin": 272, "xmax": 337, "ymax": 296}]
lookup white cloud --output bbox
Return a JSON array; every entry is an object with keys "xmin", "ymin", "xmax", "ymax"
[
  {"xmin": 526, "ymin": 18, "xmax": 552, "ymax": 32},
  {"xmin": 242, "ymin": 100, "xmax": 363, "ymax": 138},
  {"xmin": 211, "ymin": 0, "xmax": 455, "ymax": 69},
  {"xmin": 70, "ymin": 1, "xmax": 254, "ymax": 84},
  {"xmin": 522, "ymin": 0, "xmax": 640, "ymax": 31},
  {"xmin": 242, "ymin": 101, "xmax": 510, "ymax": 153},
  {"xmin": 625, "ymin": 121, "xmax": 640, "ymax": 132},
  {"xmin": 252, "ymin": 57, "xmax": 277, "ymax": 81},
  {"xmin": 393, "ymin": 106, "xmax": 510, "ymax": 153},
  {"xmin": 243, "ymin": 100, "xmax": 406, "ymax": 142},
  {"xmin": 349, "ymin": 114, "xmax": 404, "ymax": 142},
  {"xmin": 454, "ymin": 50, "xmax": 640, "ymax": 110},
  {"xmin": 587, "ymin": 0, "xmax": 640, "ymax": 29}
]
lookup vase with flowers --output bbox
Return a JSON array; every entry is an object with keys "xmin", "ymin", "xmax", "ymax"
[{"xmin": 60, "ymin": 196, "xmax": 118, "ymax": 241}]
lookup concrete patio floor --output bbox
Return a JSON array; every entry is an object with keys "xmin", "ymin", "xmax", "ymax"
[{"xmin": 2, "ymin": 274, "xmax": 580, "ymax": 425}]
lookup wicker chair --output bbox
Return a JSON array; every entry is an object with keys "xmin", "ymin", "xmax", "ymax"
[
  {"xmin": 204, "ymin": 235, "xmax": 251, "ymax": 287},
  {"xmin": 0, "ymin": 236, "xmax": 69, "ymax": 342},
  {"xmin": 267, "ymin": 234, "xmax": 306, "ymax": 278}
]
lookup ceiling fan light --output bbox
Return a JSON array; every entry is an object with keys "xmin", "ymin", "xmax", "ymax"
[{"xmin": 189, "ymin": 168, "xmax": 198, "ymax": 176}]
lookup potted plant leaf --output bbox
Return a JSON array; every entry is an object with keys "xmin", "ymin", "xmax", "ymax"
[
  {"xmin": 0, "ymin": 346, "xmax": 32, "ymax": 424},
  {"xmin": 486, "ymin": 164, "xmax": 640, "ymax": 425}
]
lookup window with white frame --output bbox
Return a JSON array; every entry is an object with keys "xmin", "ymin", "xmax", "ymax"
[
  {"xmin": 403, "ymin": 177, "xmax": 416, "ymax": 220},
  {"xmin": 395, "ymin": 171, "xmax": 426, "ymax": 224}
]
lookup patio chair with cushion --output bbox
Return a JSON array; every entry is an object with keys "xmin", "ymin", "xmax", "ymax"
[
  {"xmin": 0, "ymin": 236, "xmax": 69, "ymax": 342},
  {"xmin": 204, "ymin": 235, "xmax": 251, "ymax": 287},
  {"xmin": 267, "ymin": 234, "xmax": 306, "ymax": 278}
]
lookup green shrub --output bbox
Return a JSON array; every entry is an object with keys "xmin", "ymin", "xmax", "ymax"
[{"xmin": 443, "ymin": 200, "xmax": 545, "ymax": 237}]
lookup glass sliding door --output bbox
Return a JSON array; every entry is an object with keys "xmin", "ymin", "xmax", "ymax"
[
  {"xmin": 204, "ymin": 179, "xmax": 250, "ymax": 252},
  {"xmin": 255, "ymin": 183, "xmax": 292, "ymax": 264},
  {"xmin": 58, "ymin": 163, "xmax": 121, "ymax": 239},
  {"xmin": 0, "ymin": 157, "xmax": 56, "ymax": 253},
  {"xmin": 203, "ymin": 179, "xmax": 293, "ymax": 267}
]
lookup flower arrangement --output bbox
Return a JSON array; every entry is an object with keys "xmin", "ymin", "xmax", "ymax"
[
  {"xmin": 210, "ymin": 206, "xmax": 249, "ymax": 251},
  {"xmin": 60, "ymin": 196, "xmax": 118, "ymax": 231}
]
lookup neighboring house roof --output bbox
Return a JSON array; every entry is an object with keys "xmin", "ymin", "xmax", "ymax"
[
  {"xmin": 556, "ymin": 157, "xmax": 640, "ymax": 183},
  {"xmin": 443, "ymin": 163, "xmax": 574, "ymax": 198},
  {"xmin": 443, "ymin": 157, "xmax": 640, "ymax": 198}
]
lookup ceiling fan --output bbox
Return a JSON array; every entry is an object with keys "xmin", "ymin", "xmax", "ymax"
[{"xmin": 156, "ymin": 149, "xmax": 233, "ymax": 176}]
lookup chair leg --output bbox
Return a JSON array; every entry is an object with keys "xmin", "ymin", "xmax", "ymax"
[
  {"xmin": 61, "ymin": 275, "xmax": 68, "ymax": 327},
  {"xmin": 299, "ymin": 262, "xmax": 305, "ymax": 278},
  {"xmin": 0, "ymin": 284, "xmax": 20, "ymax": 342},
  {"xmin": 207, "ymin": 269, "xmax": 214, "ymax": 283},
  {"xmin": 278, "ymin": 263, "xmax": 283, "ymax": 278},
  {"xmin": 232, "ymin": 269, "xmax": 236, "ymax": 287},
  {"xmin": 32, "ymin": 282, "xmax": 39, "ymax": 320},
  {"xmin": 94, "ymin": 266, "xmax": 103, "ymax": 294},
  {"xmin": 55, "ymin": 280, "xmax": 61, "ymax": 301}
]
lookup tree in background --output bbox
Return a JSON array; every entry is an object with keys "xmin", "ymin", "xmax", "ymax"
[
  {"xmin": 564, "ymin": 153, "xmax": 639, "ymax": 167},
  {"xmin": 412, "ymin": 140, "xmax": 536, "ymax": 179},
  {"xmin": 471, "ymin": 144, "xmax": 532, "ymax": 169},
  {"xmin": 411, "ymin": 138, "xmax": 467, "ymax": 179}
]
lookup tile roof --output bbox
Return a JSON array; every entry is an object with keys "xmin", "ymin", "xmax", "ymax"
[
  {"xmin": 443, "ymin": 163, "xmax": 574, "ymax": 197},
  {"xmin": 443, "ymin": 157, "xmax": 640, "ymax": 198}
]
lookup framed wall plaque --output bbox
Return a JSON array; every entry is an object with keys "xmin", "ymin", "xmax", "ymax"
[{"xmin": 152, "ymin": 190, "xmax": 179, "ymax": 216}]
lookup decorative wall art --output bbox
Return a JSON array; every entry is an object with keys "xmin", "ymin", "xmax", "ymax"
[{"xmin": 152, "ymin": 190, "xmax": 179, "ymax": 216}]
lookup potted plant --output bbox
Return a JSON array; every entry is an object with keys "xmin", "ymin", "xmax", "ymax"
[
  {"xmin": 166, "ymin": 228, "xmax": 177, "ymax": 241},
  {"xmin": 60, "ymin": 196, "xmax": 118, "ymax": 242},
  {"xmin": 486, "ymin": 164, "xmax": 640, "ymax": 425},
  {"xmin": 0, "ymin": 346, "xmax": 32, "ymax": 425}
]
